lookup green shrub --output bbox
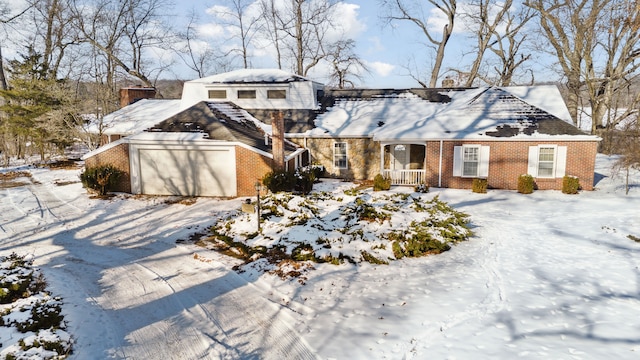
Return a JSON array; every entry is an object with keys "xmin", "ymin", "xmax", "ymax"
[
  {"xmin": 263, "ymin": 167, "xmax": 321, "ymax": 194},
  {"xmin": 518, "ymin": 174, "xmax": 535, "ymax": 194},
  {"xmin": 472, "ymin": 178, "xmax": 487, "ymax": 193},
  {"xmin": 373, "ymin": 174, "xmax": 391, "ymax": 191},
  {"xmin": 262, "ymin": 170, "xmax": 296, "ymax": 193},
  {"xmin": 414, "ymin": 183, "xmax": 429, "ymax": 193},
  {"xmin": 294, "ymin": 167, "xmax": 316, "ymax": 194},
  {"xmin": 562, "ymin": 175, "xmax": 580, "ymax": 194},
  {"xmin": 80, "ymin": 164, "xmax": 123, "ymax": 196}
]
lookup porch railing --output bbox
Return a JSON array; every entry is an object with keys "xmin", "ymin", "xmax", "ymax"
[{"xmin": 382, "ymin": 170, "xmax": 426, "ymax": 185}]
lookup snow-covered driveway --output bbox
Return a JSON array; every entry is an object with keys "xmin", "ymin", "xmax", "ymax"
[
  {"xmin": 1, "ymin": 155, "xmax": 639, "ymax": 359},
  {"xmin": 0, "ymin": 168, "xmax": 317, "ymax": 359}
]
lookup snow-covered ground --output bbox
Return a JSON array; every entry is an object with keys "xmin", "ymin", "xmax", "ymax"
[{"xmin": 1, "ymin": 154, "xmax": 639, "ymax": 359}]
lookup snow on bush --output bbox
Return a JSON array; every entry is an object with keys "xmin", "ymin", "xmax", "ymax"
[
  {"xmin": 201, "ymin": 187, "xmax": 472, "ymax": 277},
  {"xmin": 0, "ymin": 253, "xmax": 72, "ymax": 359}
]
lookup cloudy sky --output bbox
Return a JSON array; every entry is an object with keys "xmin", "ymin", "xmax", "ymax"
[{"xmin": 176, "ymin": 0, "xmax": 548, "ymax": 88}]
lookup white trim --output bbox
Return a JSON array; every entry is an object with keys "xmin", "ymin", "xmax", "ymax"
[
  {"xmin": 528, "ymin": 144, "xmax": 567, "ymax": 179},
  {"xmin": 333, "ymin": 141, "xmax": 348, "ymax": 170},
  {"xmin": 536, "ymin": 145, "xmax": 557, "ymax": 178}
]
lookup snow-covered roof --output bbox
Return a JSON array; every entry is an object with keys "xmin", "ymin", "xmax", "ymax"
[
  {"xmin": 304, "ymin": 86, "xmax": 596, "ymax": 141},
  {"xmin": 186, "ymin": 69, "xmax": 313, "ymax": 84},
  {"xmin": 86, "ymin": 99, "xmax": 182, "ymax": 136}
]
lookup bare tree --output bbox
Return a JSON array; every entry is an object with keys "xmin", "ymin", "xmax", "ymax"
[
  {"xmin": 583, "ymin": 0, "xmax": 640, "ymax": 134},
  {"xmin": 261, "ymin": 0, "xmax": 339, "ymax": 76},
  {"xmin": 70, "ymin": 0, "xmax": 175, "ymax": 95},
  {"xmin": 209, "ymin": 0, "xmax": 262, "ymax": 69},
  {"xmin": 459, "ymin": 0, "xmax": 513, "ymax": 86},
  {"xmin": 525, "ymin": 0, "xmax": 606, "ymax": 126},
  {"xmin": 259, "ymin": 0, "xmax": 283, "ymax": 69},
  {"xmin": 381, "ymin": 0, "xmax": 456, "ymax": 88},
  {"xmin": 487, "ymin": 5, "xmax": 534, "ymax": 86},
  {"xmin": 612, "ymin": 120, "xmax": 640, "ymax": 195},
  {"xmin": 29, "ymin": 0, "xmax": 81, "ymax": 78},
  {"xmin": 327, "ymin": 39, "xmax": 368, "ymax": 88},
  {"xmin": 175, "ymin": 11, "xmax": 232, "ymax": 78}
]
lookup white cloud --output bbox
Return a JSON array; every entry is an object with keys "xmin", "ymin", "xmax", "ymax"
[
  {"xmin": 367, "ymin": 61, "xmax": 396, "ymax": 77},
  {"xmin": 331, "ymin": 3, "xmax": 367, "ymax": 40},
  {"xmin": 196, "ymin": 23, "xmax": 225, "ymax": 38},
  {"xmin": 205, "ymin": 5, "xmax": 232, "ymax": 19}
]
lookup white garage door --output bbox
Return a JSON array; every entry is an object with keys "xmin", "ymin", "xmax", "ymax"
[{"xmin": 139, "ymin": 149, "xmax": 236, "ymax": 197}]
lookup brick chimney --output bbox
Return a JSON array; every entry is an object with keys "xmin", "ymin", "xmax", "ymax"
[
  {"xmin": 119, "ymin": 86, "xmax": 156, "ymax": 108},
  {"xmin": 271, "ymin": 111, "xmax": 286, "ymax": 171}
]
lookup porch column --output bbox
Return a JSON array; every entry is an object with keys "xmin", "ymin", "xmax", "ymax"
[{"xmin": 379, "ymin": 143, "xmax": 385, "ymax": 175}]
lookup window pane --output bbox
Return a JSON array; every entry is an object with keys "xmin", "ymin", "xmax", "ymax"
[
  {"xmin": 463, "ymin": 162, "xmax": 478, "ymax": 177},
  {"xmin": 538, "ymin": 147, "xmax": 555, "ymax": 177},
  {"xmin": 267, "ymin": 90, "xmax": 286, "ymax": 99},
  {"xmin": 539, "ymin": 148, "xmax": 554, "ymax": 162},
  {"xmin": 462, "ymin": 146, "xmax": 479, "ymax": 177},
  {"xmin": 208, "ymin": 90, "xmax": 226, "ymax": 99},
  {"xmin": 538, "ymin": 162, "xmax": 554, "ymax": 177},
  {"xmin": 463, "ymin": 147, "xmax": 478, "ymax": 161},
  {"xmin": 237, "ymin": 90, "xmax": 256, "ymax": 99},
  {"xmin": 334, "ymin": 143, "xmax": 347, "ymax": 168}
]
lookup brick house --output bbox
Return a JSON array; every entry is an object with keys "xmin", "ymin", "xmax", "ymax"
[
  {"xmin": 83, "ymin": 69, "xmax": 599, "ymax": 195},
  {"xmin": 288, "ymin": 86, "xmax": 600, "ymax": 191},
  {"xmin": 83, "ymin": 100, "xmax": 306, "ymax": 197}
]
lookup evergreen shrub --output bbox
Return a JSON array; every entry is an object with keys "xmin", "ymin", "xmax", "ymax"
[
  {"xmin": 518, "ymin": 174, "xmax": 535, "ymax": 194},
  {"xmin": 373, "ymin": 174, "xmax": 391, "ymax": 191},
  {"xmin": 472, "ymin": 178, "xmax": 487, "ymax": 193},
  {"xmin": 562, "ymin": 175, "xmax": 580, "ymax": 194},
  {"xmin": 262, "ymin": 170, "xmax": 296, "ymax": 193},
  {"xmin": 414, "ymin": 183, "xmax": 429, "ymax": 193},
  {"xmin": 80, "ymin": 164, "xmax": 123, "ymax": 196}
]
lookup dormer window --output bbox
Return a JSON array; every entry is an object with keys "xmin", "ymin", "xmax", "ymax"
[
  {"xmin": 267, "ymin": 89, "xmax": 287, "ymax": 99},
  {"xmin": 208, "ymin": 90, "xmax": 226, "ymax": 99},
  {"xmin": 237, "ymin": 90, "xmax": 256, "ymax": 99}
]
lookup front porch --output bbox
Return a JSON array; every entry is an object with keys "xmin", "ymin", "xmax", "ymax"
[{"xmin": 380, "ymin": 143, "xmax": 427, "ymax": 186}]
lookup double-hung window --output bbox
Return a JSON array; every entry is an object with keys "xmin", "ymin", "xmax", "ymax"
[
  {"xmin": 537, "ymin": 147, "xmax": 555, "ymax": 177},
  {"xmin": 528, "ymin": 145, "xmax": 566, "ymax": 178},
  {"xmin": 462, "ymin": 146, "xmax": 480, "ymax": 177},
  {"xmin": 334, "ymin": 142, "xmax": 348, "ymax": 169},
  {"xmin": 453, "ymin": 145, "xmax": 489, "ymax": 178}
]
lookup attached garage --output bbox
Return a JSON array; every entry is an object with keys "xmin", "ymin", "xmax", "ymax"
[
  {"xmin": 128, "ymin": 133, "xmax": 238, "ymax": 197},
  {"xmin": 82, "ymin": 101, "xmax": 308, "ymax": 197}
]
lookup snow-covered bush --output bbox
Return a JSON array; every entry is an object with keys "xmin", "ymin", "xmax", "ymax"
[{"xmin": 0, "ymin": 253, "xmax": 72, "ymax": 359}]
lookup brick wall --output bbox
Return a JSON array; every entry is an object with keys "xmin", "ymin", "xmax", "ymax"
[
  {"xmin": 293, "ymin": 137, "xmax": 598, "ymax": 191},
  {"xmin": 427, "ymin": 140, "xmax": 598, "ymax": 191},
  {"xmin": 83, "ymin": 143, "xmax": 131, "ymax": 192},
  {"xmin": 235, "ymin": 146, "xmax": 273, "ymax": 197}
]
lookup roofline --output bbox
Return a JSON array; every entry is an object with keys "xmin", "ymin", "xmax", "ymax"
[{"xmin": 286, "ymin": 134, "xmax": 600, "ymax": 141}]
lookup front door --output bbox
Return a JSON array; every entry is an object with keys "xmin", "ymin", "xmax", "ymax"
[{"xmin": 391, "ymin": 144, "xmax": 409, "ymax": 170}]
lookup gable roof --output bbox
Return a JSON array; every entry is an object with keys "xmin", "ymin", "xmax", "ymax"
[
  {"xmin": 145, "ymin": 101, "xmax": 300, "ymax": 155},
  {"xmin": 186, "ymin": 69, "xmax": 313, "ymax": 84},
  {"xmin": 302, "ymin": 86, "xmax": 595, "ymax": 141},
  {"xmin": 85, "ymin": 99, "xmax": 182, "ymax": 136}
]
